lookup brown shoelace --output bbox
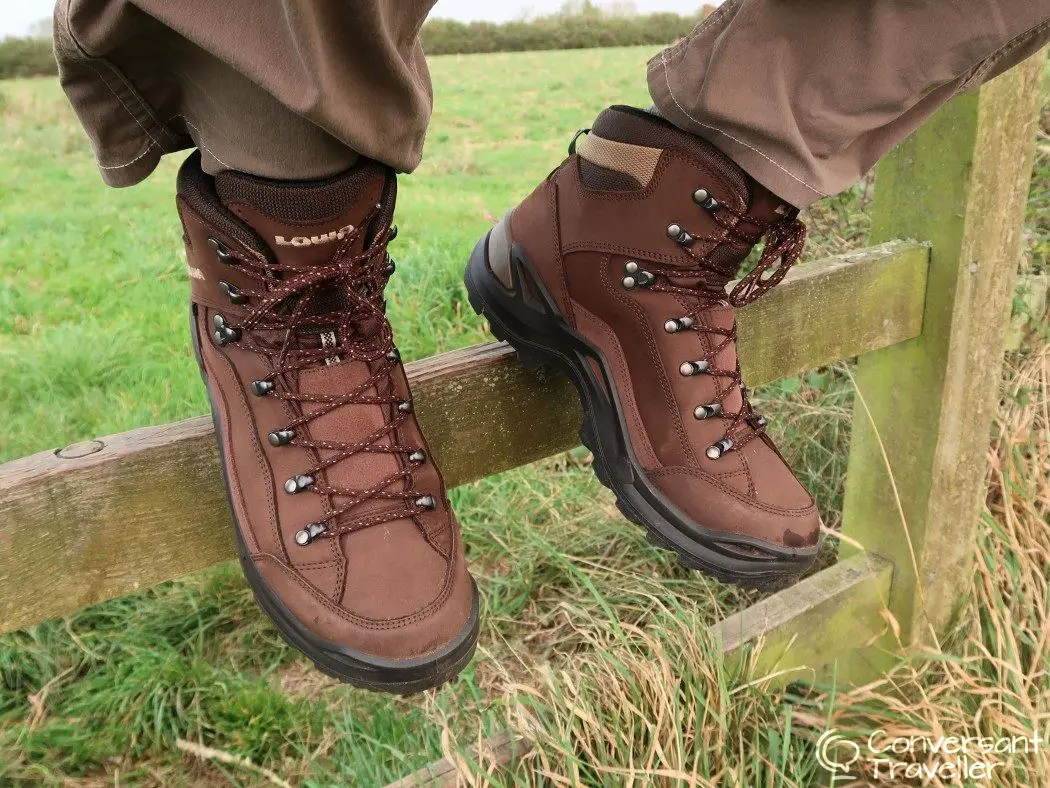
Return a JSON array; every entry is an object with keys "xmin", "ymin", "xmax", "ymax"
[
  {"xmin": 222, "ymin": 209, "xmax": 434, "ymax": 543},
  {"xmin": 642, "ymin": 202, "xmax": 807, "ymax": 455}
]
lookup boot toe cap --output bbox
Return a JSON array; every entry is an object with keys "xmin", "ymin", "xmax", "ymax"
[
  {"xmin": 649, "ymin": 466, "xmax": 821, "ymax": 550},
  {"xmin": 250, "ymin": 545, "xmax": 477, "ymax": 666}
]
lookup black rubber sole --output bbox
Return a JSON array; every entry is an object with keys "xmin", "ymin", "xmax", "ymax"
[
  {"xmin": 464, "ymin": 234, "xmax": 818, "ymax": 591},
  {"xmin": 190, "ymin": 306, "xmax": 480, "ymax": 694}
]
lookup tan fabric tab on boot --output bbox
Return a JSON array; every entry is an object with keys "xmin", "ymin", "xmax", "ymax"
[{"xmin": 576, "ymin": 133, "xmax": 662, "ymax": 187}]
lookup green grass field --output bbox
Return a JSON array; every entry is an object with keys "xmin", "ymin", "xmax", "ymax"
[{"xmin": 1, "ymin": 46, "xmax": 1047, "ymax": 785}]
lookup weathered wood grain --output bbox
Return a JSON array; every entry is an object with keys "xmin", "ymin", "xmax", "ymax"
[
  {"xmin": 715, "ymin": 553, "xmax": 894, "ymax": 680},
  {"xmin": 385, "ymin": 730, "xmax": 532, "ymax": 788},
  {"xmin": 0, "ymin": 241, "xmax": 927, "ymax": 634},
  {"xmin": 841, "ymin": 56, "xmax": 1046, "ymax": 673},
  {"xmin": 385, "ymin": 553, "xmax": 892, "ymax": 786}
]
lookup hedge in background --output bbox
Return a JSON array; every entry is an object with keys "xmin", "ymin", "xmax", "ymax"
[
  {"xmin": 0, "ymin": 38, "xmax": 57, "ymax": 80},
  {"xmin": 421, "ymin": 12, "xmax": 701, "ymax": 55},
  {"xmin": 1, "ymin": 6, "xmax": 708, "ymax": 80}
]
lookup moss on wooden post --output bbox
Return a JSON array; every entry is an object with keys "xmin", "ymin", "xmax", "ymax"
[{"xmin": 840, "ymin": 54, "xmax": 1046, "ymax": 677}]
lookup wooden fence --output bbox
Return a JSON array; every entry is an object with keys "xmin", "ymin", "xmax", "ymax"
[{"xmin": 0, "ymin": 56, "xmax": 1044, "ymax": 785}]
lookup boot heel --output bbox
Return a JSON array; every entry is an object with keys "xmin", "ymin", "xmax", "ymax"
[{"xmin": 484, "ymin": 211, "xmax": 516, "ymax": 291}]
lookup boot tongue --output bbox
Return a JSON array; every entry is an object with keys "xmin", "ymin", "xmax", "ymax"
[
  {"xmin": 215, "ymin": 161, "xmax": 396, "ymax": 344},
  {"xmin": 585, "ymin": 105, "xmax": 799, "ymax": 283},
  {"xmin": 214, "ymin": 161, "xmax": 391, "ymax": 268},
  {"xmin": 589, "ymin": 105, "xmax": 753, "ymax": 207}
]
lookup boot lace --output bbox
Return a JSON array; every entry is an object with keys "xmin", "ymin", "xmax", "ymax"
[
  {"xmin": 627, "ymin": 194, "xmax": 807, "ymax": 458},
  {"xmin": 211, "ymin": 209, "xmax": 435, "ymax": 546}
]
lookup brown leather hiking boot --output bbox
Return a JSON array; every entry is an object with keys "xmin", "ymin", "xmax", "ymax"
[
  {"xmin": 177, "ymin": 153, "xmax": 478, "ymax": 692},
  {"xmin": 465, "ymin": 106, "xmax": 820, "ymax": 588}
]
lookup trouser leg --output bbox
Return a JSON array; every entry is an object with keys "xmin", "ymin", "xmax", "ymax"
[
  {"xmin": 53, "ymin": 0, "xmax": 437, "ymax": 185},
  {"xmin": 649, "ymin": 1, "xmax": 1050, "ymax": 207}
]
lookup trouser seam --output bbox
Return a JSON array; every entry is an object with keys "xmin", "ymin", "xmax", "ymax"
[
  {"xmin": 59, "ymin": 0, "xmax": 181, "ymax": 161},
  {"xmin": 652, "ymin": 50, "xmax": 828, "ymax": 200},
  {"xmin": 959, "ymin": 18, "xmax": 1050, "ymax": 91},
  {"xmin": 95, "ymin": 142, "xmax": 157, "ymax": 170}
]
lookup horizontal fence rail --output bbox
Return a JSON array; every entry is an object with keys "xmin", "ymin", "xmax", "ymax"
[{"xmin": 0, "ymin": 240, "xmax": 928, "ymax": 634}]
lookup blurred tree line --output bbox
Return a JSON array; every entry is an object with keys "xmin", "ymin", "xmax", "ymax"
[
  {"xmin": 0, "ymin": 36, "xmax": 57, "ymax": 80},
  {"xmin": 422, "ymin": 3, "xmax": 710, "ymax": 55},
  {"xmin": 0, "ymin": 3, "xmax": 713, "ymax": 80}
]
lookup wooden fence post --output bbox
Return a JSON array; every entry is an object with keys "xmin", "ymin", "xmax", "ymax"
[{"xmin": 839, "ymin": 54, "xmax": 1046, "ymax": 676}]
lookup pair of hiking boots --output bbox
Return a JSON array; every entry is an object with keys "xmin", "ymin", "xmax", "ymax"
[{"xmin": 179, "ymin": 106, "xmax": 821, "ymax": 693}]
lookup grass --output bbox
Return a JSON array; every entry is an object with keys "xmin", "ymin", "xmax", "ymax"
[{"xmin": 0, "ymin": 46, "xmax": 1047, "ymax": 785}]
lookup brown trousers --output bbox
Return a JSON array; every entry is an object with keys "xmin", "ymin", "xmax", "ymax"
[{"xmin": 55, "ymin": 0, "xmax": 1050, "ymax": 207}]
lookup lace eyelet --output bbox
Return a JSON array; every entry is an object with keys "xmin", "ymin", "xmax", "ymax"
[
  {"xmin": 207, "ymin": 237, "xmax": 238, "ymax": 265},
  {"xmin": 692, "ymin": 189, "xmax": 721, "ymax": 211},
  {"xmin": 622, "ymin": 261, "xmax": 654, "ymax": 289},
  {"xmin": 409, "ymin": 450, "xmax": 426, "ymax": 464},
  {"xmin": 284, "ymin": 474, "xmax": 315, "ymax": 494},
  {"xmin": 268, "ymin": 429, "xmax": 295, "ymax": 447},
  {"xmin": 666, "ymin": 223, "xmax": 695, "ymax": 246},
  {"xmin": 252, "ymin": 380, "xmax": 274, "ymax": 396},
  {"xmin": 212, "ymin": 313, "xmax": 241, "ymax": 345},
  {"xmin": 664, "ymin": 317, "xmax": 694, "ymax": 333},
  {"xmin": 295, "ymin": 521, "xmax": 327, "ymax": 546},
  {"xmin": 212, "ymin": 326, "xmax": 240, "ymax": 345},
  {"xmin": 679, "ymin": 360, "xmax": 709, "ymax": 377},
  {"xmin": 694, "ymin": 403, "xmax": 722, "ymax": 420},
  {"xmin": 218, "ymin": 280, "xmax": 249, "ymax": 305},
  {"xmin": 415, "ymin": 494, "xmax": 436, "ymax": 510},
  {"xmin": 706, "ymin": 438, "xmax": 733, "ymax": 459}
]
